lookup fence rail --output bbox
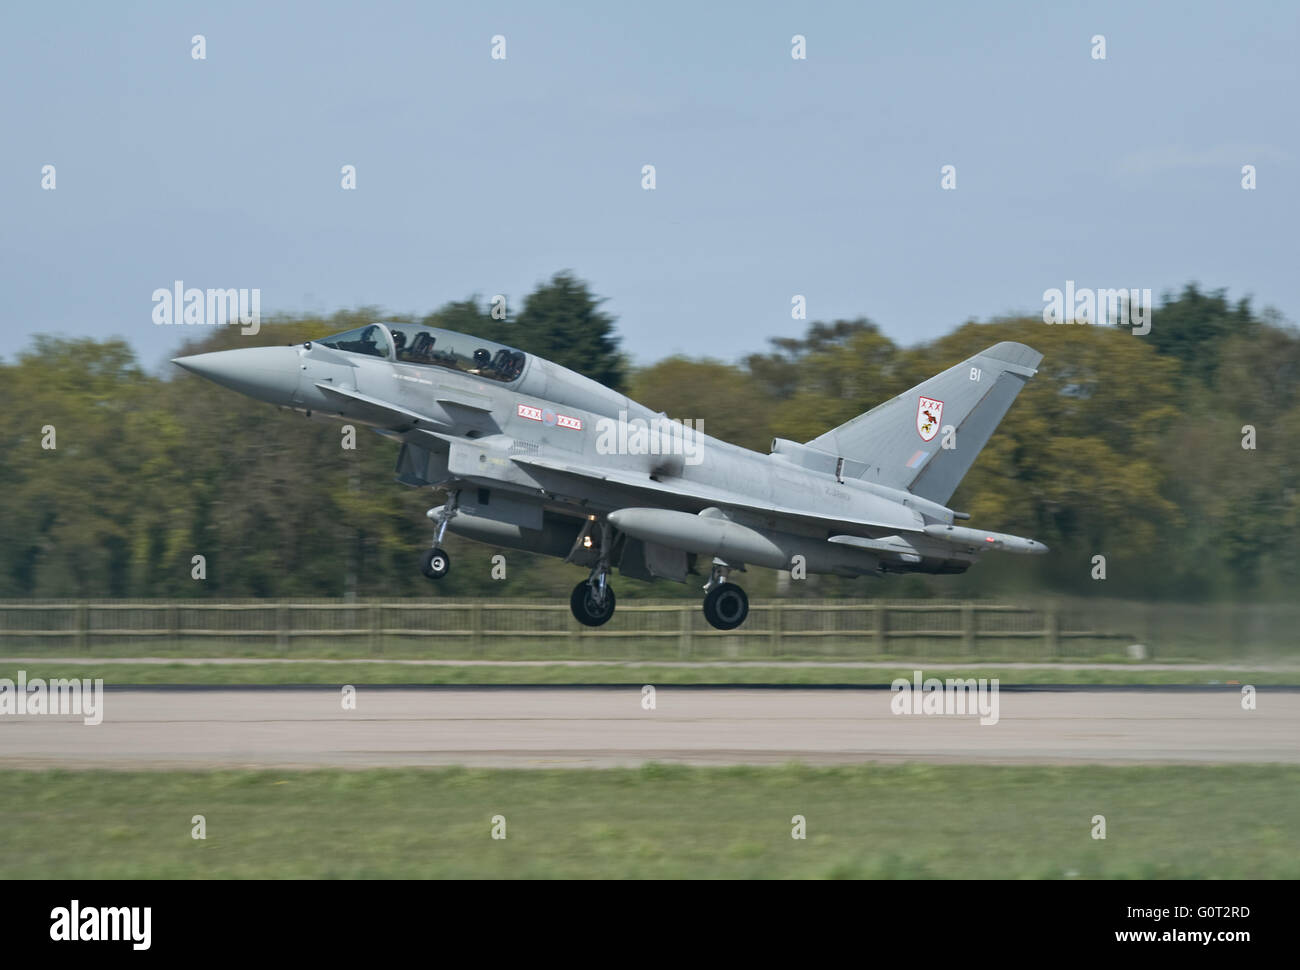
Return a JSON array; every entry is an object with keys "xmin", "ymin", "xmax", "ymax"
[{"xmin": 0, "ymin": 598, "xmax": 1168, "ymax": 661}]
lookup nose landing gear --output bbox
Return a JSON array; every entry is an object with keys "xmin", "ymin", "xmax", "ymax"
[{"xmin": 420, "ymin": 492, "xmax": 457, "ymax": 581}]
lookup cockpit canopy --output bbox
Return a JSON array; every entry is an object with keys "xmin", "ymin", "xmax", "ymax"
[{"xmin": 315, "ymin": 323, "xmax": 527, "ymax": 383}]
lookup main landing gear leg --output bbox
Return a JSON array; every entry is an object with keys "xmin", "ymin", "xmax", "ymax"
[{"xmin": 570, "ymin": 519, "xmax": 616, "ymax": 627}]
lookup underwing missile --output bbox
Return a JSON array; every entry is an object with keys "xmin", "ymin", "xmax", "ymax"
[{"xmin": 922, "ymin": 523, "xmax": 1048, "ymax": 554}]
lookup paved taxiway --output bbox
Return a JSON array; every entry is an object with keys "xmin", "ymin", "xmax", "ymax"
[{"xmin": 2, "ymin": 687, "xmax": 1296, "ymax": 769}]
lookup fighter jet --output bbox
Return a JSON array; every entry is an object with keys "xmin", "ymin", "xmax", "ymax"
[{"xmin": 173, "ymin": 323, "xmax": 1047, "ymax": 630}]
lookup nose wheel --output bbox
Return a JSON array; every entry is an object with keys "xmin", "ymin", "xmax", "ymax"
[{"xmin": 420, "ymin": 547, "xmax": 450, "ymax": 580}]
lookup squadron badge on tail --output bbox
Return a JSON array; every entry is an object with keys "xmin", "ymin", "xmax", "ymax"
[{"xmin": 916, "ymin": 396, "xmax": 944, "ymax": 441}]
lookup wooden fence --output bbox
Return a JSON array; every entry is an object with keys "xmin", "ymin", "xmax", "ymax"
[{"xmin": 0, "ymin": 598, "xmax": 1149, "ymax": 660}]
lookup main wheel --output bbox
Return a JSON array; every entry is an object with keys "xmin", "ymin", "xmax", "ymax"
[
  {"xmin": 702, "ymin": 583, "xmax": 748, "ymax": 630},
  {"xmin": 570, "ymin": 580, "xmax": 616, "ymax": 627},
  {"xmin": 420, "ymin": 547, "xmax": 450, "ymax": 580}
]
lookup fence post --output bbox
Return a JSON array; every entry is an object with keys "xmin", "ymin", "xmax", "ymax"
[
  {"xmin": 962, "ymin": 602, "xmax": 975, "ymax": 655},
  {"xmin": 369, "ymin": 602, "xmax": 381, "ymax": 656},
  {"xmin": 77, "ymin": 604, "xmax": 89, "ymax": 654},
  {"xmin": 679, "ymin": 603, "xmax": 692, "ymax": 658},
  {"xmin": 769, "ymin": 601, "xmax": 782, "ymax": 656},
  {"xmin": 874, "ymin": 602, "xmax": 888, "ymax": 654},
  {"xmin": 1045, "ymin": 605, "xmax": 1059, "ymax": 657},
  {"xmin": 471, "ymin": 602, "xmax": 484, "ymax": 655},
  {"xmin": 276, "ymin": 603, "xmax": 289, "ymax": 654}
]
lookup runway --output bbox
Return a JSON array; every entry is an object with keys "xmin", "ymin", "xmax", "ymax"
[
  {"xmin": 1, "ymin": 687, "xmax": 1296, "ymax": 769},
  {"xmin": 7, "ymin": 657, "xmax": 1300, "ymax": 670}
]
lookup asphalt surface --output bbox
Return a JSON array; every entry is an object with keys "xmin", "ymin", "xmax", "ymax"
[
  {"xmin": 2, "ymin": 687, "xmax": 1296, "ymax": 769},
  {"xmin": 7, "ymin": 657, "xmax": 1300, "ymax": 670}
]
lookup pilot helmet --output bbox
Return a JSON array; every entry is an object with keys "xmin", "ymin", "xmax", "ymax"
[{"xmin": 473, "ymin": 348, "xmax": 491, "ymax": 366}]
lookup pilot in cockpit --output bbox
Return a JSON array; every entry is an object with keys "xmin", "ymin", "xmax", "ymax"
[{"xmin": 409, "ymin": 332, "xmax": 437, "ymax": 363}]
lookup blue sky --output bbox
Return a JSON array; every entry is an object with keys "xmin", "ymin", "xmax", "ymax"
[{"xmin": 2, "ymin": 0, "xmax": 1295, "ymax": 370}]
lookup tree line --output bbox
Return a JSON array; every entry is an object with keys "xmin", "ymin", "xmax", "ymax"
[{"xmin": 2, "ymin": 274, "xmax": 1294, "ymax": 602}]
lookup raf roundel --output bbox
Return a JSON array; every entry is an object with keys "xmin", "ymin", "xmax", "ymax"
[{"xmin": 916, "ymin": 396, "xmax": 944, "ymax": 441}]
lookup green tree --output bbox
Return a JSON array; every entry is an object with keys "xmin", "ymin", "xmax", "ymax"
[
  {"xmin": 0, "ymin": 279, "xmax": 1292, "ymax": 604},
  {"xmin": 1148, "ymin": 284, "xmax": 1259, "ymax": 385},
  {"xmin": 628, "ymin": 357, "xmax": 775, "ymax": 453},
  {"xmin": 511, "ymin": 271, "xmax": 625, "ymax": 390}
]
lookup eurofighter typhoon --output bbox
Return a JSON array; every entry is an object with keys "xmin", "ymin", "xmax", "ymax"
[{"xmin": 174, "ymin": 324, "xmax": 1046, "ymax": 629}]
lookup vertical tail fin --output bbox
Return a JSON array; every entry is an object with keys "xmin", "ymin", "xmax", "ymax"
[{"xmin": 803, "ymin": 341, "xmax": 1042, "ymax": 505}]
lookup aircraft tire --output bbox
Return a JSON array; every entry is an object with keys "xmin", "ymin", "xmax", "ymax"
[
  {"xmin": 420, "ymin": 547, "xmax": 450, "ymax": 580},
  {"xmin": 570, "ymin": 580, "xmax": 616, "ymax": 627},
  {"xmin": 703, "ymin": 582, "xmax": 748, "ymax": 630}
]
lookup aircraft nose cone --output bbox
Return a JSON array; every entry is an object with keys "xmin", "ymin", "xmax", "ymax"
[{"xmin": 172, "ymin": 346, "xmax": 301, "ymax": 406}]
